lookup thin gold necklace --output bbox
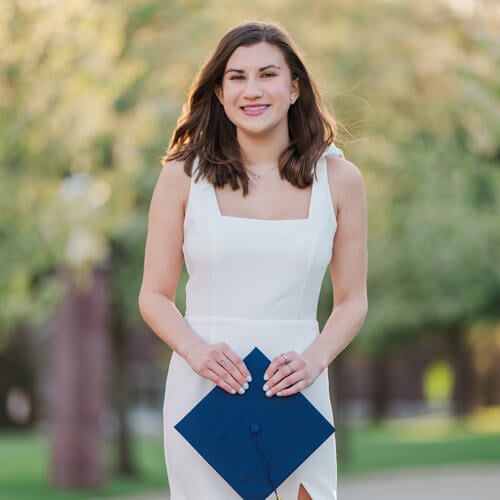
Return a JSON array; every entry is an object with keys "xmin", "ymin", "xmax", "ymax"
[{"xmin": 247, "ymin": 165, "xmax": 278, "ymax": 183}]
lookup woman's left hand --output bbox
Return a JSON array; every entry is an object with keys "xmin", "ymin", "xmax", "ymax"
[{"xmin": 262, "ymin": 351, "xmax": 324, "ymax": 397}]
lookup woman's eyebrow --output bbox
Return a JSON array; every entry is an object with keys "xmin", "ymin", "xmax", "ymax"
[{"xmin": 225, "ymin": 64, "xmax": 281, "ymax": 74}]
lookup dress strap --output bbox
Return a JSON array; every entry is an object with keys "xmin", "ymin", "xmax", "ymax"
[
  {"xmin": 191, "ymin": 156, "xmax": 200, "ymax": 178},
  {"xmin": 310, "ymin": 144, "xmax": 345, "ymax": 220},
  {"xmin": 184, "ymin": 156, "xmax": 213, "ymax": 225},
  {"xmin": 189, "ymin": 156, "xmax": 211, "ymax": 192},
  {"xmin": 321, "ymin": 143, "xmax": 345, "ymax": 160}
]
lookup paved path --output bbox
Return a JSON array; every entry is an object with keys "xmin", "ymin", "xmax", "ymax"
[
  {"xmin": 115, "ymin": 464, "xmax": 500, "ymax": 499},
  {"xmin": 339, "ymin": 465, "xmax": 500, "ymax": 500}
]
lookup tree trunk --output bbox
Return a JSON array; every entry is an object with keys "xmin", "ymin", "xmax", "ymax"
[
  {"xmin": 371, "ymin": 355, "xmax": 390, "ymax": 422},
  {"xmin": 111, "ymin": 325, "xmax": 138, "ymax": 476},
  {"xmin": 0, "ymin": 326, "xmax": 37, "ymax": 428},
  {"xmin": 51, "ymin": 264, "xmax": 111, "ymax": 490},
  {"xmin": 448, "ymin": 327, "xmax": 477, "ymax": 416}
]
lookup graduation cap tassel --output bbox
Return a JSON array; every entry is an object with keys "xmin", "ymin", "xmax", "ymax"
[{"xmin": 251, "ymin": 427, "xmax": 280, "ymax": 500}]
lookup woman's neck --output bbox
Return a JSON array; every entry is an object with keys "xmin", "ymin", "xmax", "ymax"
[{"xmin": 237, "ymin": 128, "xmax": 289, "ymax": 168}]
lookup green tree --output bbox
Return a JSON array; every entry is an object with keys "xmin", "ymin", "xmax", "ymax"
[{"xmin": 1, "ymin": 0, "xmax": 499, "ymax": 488}]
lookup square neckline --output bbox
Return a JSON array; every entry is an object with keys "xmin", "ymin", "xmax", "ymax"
[{"xmin": 210, "ymin": 176, "xmax": 316, "ymax": 223}]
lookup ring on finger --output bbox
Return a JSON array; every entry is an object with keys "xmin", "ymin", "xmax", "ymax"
[
  {"xmin": 287, "ymin": 363, "xmax": 294, "ymax": 374},
  {"xmin": 280, "ymin": 353, "xmax": 289, "ymax": 364},
  {"xmin": 218, "ymin": 358, "xmax": 227, "ymax": 366}
]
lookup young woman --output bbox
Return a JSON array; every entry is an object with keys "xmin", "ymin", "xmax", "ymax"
[{"xmin": 139, "ymin": 21, "xmax": 368, "ymax": 500}]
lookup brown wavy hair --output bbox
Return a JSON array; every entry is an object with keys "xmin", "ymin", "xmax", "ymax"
[{"xmin": 162, "ymin": 21, "xmax": 337, "ymax": 195}]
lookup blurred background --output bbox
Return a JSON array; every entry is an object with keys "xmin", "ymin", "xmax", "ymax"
[{"xmin": 1, "ymin": 0, "xmax": 499, "ymax": 499}]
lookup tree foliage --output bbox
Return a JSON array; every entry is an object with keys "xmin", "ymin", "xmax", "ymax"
[{"xmin": 0, "ymin": 0, "xmax": 499, "ymax": 354}]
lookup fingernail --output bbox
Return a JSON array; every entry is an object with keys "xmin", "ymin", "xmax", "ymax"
[
  {"xmin": 247, "ymin": 375, "xmax": 253, "ymax": 383},
  {"xmin": 263, "ymin": 374, "xmax": 269, "ymax": 381},
  {"xmin": 238, "ymin": 387, "xmax": 245, "ymax": 395},
  {"xmin": 277, "ymin": 392, "xmax": 282, "ymax": 397},
  {"xmin": 243, "ymin": 382, "xmax": 249, "ymax": 390},
  {"xmin": 262, "ymin": 384, "xmax": 269, "ymax": 391},
  {"xmin": 230, "ymin": 389, "xmax": 237, "ymax": 395},
  {"xmin": 265, "ymin": 390, "xmax": 273, "ymax": 397}
]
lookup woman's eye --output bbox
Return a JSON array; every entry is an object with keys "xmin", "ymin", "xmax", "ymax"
[
  {"xmin": 229, "ymin": 75, "xmax": 245, "ymax": 80},
  {"xmin": 262, "ymin": 72, "xmax": 277, "ymax": 78}
]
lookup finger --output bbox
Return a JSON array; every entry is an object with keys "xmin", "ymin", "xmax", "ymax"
[
  {"xmin": 264, "ymin": 357, "xmax": 307, "ymax": 394},
  {"xmin": 265, "ymin": 354, "xmax": 305, "ymax": 389},
  {"xmin": 216, "ymin": 356, "xmax": 249, "ymax": 390},
  {"xmin": 203, "ymin": 367, "xmax": 241, "ymax": 395},
  {"xmin": 208, "ymin": 361, "xmax": 246, "ymax": 395},
  {"xmin": 263, "ymin": 351, "xmax": 295, "ymax": 382},
  {"xmin": 264, "ymin": 367, "xmax": 303, "ymax": 396},
  {"xmin": 209, "ymin": 342, "xmax": 248, "ymax": 393},
  {"xmin": 265, "ymin": 362, "xmax": 295, "ymax": 390},
  {"xmin": 220, "ymin": 347, "xmax": 252, "ymax": 385},
  {"xmin": 273, "ymin": 379, "xmax": 308, "ymax": 397}
]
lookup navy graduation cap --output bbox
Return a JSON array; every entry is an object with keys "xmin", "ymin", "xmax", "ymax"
[{"xmin": 175, "ymin": 347, "xmax": 335, "ymax": 500}]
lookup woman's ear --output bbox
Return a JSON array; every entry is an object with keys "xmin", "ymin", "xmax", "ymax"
[
  {"xmin": 290, "ymin": 78, "xmax": 300, "ymax": 103},
  {"xmin": 215, "ymin": 85, "xmax": 224, "ymax": 105}
]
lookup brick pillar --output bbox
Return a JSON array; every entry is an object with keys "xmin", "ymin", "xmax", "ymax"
[{"xmin": 51, "ymin": 264, "xmax": 111, "ymax": 489}]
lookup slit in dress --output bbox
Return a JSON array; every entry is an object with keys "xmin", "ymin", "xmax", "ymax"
[{"xmin": 297, "ymin": 482, "xmax": 312, "ymax": 500}]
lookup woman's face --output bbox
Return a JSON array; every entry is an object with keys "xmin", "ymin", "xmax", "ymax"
[{"xmin": 215, "ymin": 42, "xmax": 299, "ymax": 139}]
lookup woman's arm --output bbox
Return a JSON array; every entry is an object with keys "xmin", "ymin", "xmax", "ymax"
[
  {"xmin": 263, "ymin": 155, "xmax": 368, "ymax": 396},
  {"xmin": 303, "ymin": 155, "xmax": 368, "ymax": 368},
  {"xmin": 138, "ymin": 160, "xmax": 251, "ymax": 394}
]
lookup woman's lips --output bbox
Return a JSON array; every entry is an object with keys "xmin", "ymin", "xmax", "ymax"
[{"xmin": 240, "ymin": 105, "xmax": 270, "ymax": 116}]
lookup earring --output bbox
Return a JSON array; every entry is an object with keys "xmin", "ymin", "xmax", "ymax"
[{"xmin": 290, "ymin": 96, "xmax": 294, "ymax": 104}]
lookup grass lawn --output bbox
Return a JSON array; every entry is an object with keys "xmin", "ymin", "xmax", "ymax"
[
  {"xmin": 0, "ymin": 434, "xmax": 167, "ymax": 499},
  {"xmin": 338, "ymin": 407, "xmax": 500, "ymax": 475},
  {"xmin": 1, "ymin": 407, "xmax": 499, "ymax": 499}
]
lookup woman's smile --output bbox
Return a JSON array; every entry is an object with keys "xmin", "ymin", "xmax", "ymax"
[{"xmin": 240, "ymin": 104, "xmax": 271, "ymax": 116}]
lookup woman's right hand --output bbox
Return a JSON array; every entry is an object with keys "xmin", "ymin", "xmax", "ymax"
[{"xmin": 185, "ymin": 341, "xmax": 252, "ymax": 395}]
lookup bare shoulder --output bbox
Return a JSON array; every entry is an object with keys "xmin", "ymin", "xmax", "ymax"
[
  {"xmin": 325, "ymin": 154, "xmax": 364, "ymax": 190},
  {"xmin": 325, "ymin": 154, "xmax": 365, "ymax": 213},
  {"xmin": 155, "ymin": 159, "xmax": 191, "ymax": 214}
]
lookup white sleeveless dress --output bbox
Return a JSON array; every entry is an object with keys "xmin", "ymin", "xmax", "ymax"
[{"xmin": 163, "ymin": 145, "xmax": 345, "ymax": 499}]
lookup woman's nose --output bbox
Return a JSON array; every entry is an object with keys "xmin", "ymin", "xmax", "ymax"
[{"xmin": 243, "ymin": 76, "xmax": 263, "ymax": 99}]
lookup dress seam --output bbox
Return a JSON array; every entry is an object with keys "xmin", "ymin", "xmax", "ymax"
[{"xmin": 294, "ymin": 158, "xmax": 325, "ymax": 319}]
